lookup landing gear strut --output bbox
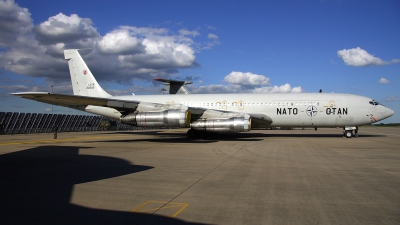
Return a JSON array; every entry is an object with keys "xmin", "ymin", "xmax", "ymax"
[{"xmin": 343, "ymin": 126, "xmax": 358, "ymax": 138}]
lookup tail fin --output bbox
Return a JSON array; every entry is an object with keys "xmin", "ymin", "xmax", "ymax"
[{"xmin": 64, "ymin": 49, "xmax": 111, "ymax": 97}]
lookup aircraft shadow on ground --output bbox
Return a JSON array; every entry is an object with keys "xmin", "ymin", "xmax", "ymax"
[
  {"xmin": 0, "ymin": 146, "xmax": 212, "ymax": 225},
  {"xmin": 94, "ymin": 129, "xmax": 385, "ymax": 141},
  {"xmin": 81, "ymin": 130, "xmax": 263, "ymax": 143}
]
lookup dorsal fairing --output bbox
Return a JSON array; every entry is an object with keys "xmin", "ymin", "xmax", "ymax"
[{"xmin": 64, "ymin": 49, "xmax": 111, "ymax": 97}]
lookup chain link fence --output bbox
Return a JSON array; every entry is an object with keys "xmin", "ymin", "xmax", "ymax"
[{"xmin": 0, "ymin": 112, "xmax": 145, "ymax": 135}]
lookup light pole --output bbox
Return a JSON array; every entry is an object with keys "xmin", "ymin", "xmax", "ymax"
[{"xmin": 51, "ymin": 85, "xmax": 53, "ymax": 114}]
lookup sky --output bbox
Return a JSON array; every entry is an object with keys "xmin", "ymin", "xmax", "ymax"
[{"xmin": 0, "ymin": 0, "xmax": 399, "ymax": 123}]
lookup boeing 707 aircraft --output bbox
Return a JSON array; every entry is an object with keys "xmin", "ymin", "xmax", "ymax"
[{"xmin": 11, "ymin": 50, "xmax": 394, "ymax": 138}]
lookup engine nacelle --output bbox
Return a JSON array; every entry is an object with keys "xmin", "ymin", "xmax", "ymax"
[
  {"xmin": 121, "ymin": 109, "xmax": 191, "ymax": 128},
  {"xmin": 190, "ymin": 116, "xmax": 251, "ymax": 133}
]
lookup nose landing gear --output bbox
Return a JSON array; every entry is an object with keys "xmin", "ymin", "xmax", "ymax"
[{"xmin": 343, "ymin": 126, "xmax": 358, "ymax": 138}]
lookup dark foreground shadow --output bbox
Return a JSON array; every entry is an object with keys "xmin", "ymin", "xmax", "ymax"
[
  {"xmin": 101, "ymin": 130, "xmax": 384, "ymax": 140},
  {"xmin": 0, "ymin": 146, "xmax": 211, "ymax": 225}
]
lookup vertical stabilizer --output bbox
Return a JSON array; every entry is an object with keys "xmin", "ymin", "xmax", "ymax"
[{"xmin": 64, "ymin": 49, "xmax": 111, "ymax": 97}]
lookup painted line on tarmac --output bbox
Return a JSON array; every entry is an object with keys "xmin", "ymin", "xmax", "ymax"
[
  {"xmin": 361, "ymin": 130, "xmax": 400, "ymax": 136},
  {"xmin": 0, "ymin": 134, "xmax": 128, "ymax": 146},
  {"xmin": 132, "ymin": 200, "xmax": 189, "ymax": 218}
]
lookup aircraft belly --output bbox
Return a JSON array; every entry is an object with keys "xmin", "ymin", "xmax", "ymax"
[
  {"xmin": 272, "ymin": 116, "xmax": 303, "ymax": 127},
  {"xmin": 335, "ymin": 116, "xmax": 354, "ymax": 126}
]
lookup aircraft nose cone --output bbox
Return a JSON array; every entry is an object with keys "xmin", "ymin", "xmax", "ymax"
[
  {"xmin": 388, "ymin": 108, "xmax": 394, "ymax": 117},
  {"xmin": 383, "ymin": 107, "xmax": 395, "ymax": 119}
]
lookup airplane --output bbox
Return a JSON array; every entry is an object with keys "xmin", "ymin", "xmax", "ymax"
[{"xmin": 11, "ymin": 49, "xmax": 394, "ymax": 138}]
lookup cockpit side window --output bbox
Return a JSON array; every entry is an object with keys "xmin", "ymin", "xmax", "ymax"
[{"xmin": 369, "ymin": 100, "xmax": 380, "ymax": 106}]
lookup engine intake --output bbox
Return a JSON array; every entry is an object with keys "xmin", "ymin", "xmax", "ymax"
[
  {"xmin": 190, "ymin": 116, "xmax": 251, "ymax": 133},
  {"xmin": 121, "ymin": 109, "xmax": 191, "ymax": 128}
]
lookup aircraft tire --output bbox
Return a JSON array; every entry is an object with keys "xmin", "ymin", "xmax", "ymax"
[{"xmin": 345, "ymin": 130, "xmax": 353, "ymax": 138}]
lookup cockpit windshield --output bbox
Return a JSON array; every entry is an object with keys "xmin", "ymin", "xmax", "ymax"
[{"xmin": 369, "ymin": 100, "xmax": 381, "ymax": 106}]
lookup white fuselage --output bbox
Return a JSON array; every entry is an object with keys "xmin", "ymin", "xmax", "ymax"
[{"xmin": 85, "ymin": 92, "xmax": 394, "ymax": 128}]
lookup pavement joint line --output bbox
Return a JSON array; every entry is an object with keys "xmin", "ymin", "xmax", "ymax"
[
  {"xmin": 132, "ymin": 201, "xmax": 189, "ymax": 218},
  {"xmin": 360, "ymin": 131, "xmax": 400, "ymax": 136},
  {"xmin": 307, "ymin": 136, "xmax": 400, "ymax": 180},
  {"xmin": 0, "ymin": 134, "xmax": 129, "ymax": 146},
  {"xmin": 136, "ymin": 141, "xmax": 252, "ymax": 224}
]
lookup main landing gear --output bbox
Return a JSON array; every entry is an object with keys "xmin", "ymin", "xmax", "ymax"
[
  {"xmin": 187, "ymin": 129, "xmax": 217, "ymax": 139},
  {"xmin": 343, "ymin": 126, "xmax": 358, "ymax": 138}
]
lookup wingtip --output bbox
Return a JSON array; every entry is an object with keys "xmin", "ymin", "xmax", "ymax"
[{"xmin": 9, "ymin": 92, "xmax": 50, "ymax": 96}]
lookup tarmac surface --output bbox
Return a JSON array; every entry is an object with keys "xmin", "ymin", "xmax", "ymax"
[{"xmin": 0, "ymin": 127, "xmax": 399, "ymax": 225}]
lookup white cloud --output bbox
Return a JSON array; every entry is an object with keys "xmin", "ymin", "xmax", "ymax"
[
  {"xmin": 0, "ymin": 84, "xmax": 30, "ymax": 92},
  {"xmin": 379, "ymin": 78, "xmax": 390, "ymax": 84},
  {"xmin": 191, "ymin": 83, "xmax": 303, "ymax": 94},
  {"xmin": 337, "ymin": 47, "xmax": 400, "ymax": 66},
  {"xmin": 223, "ymin": 71, "xmax": 270, "ymax": 86},
  {"xmin": 0, "ymin": 0, "xmax": 33, "ymax": 47},
  {"xmin": 190, "ymin": 71, "xmax": 302, "ymax": 94},
  {"xmin": 97, "ymin": 29, "xmax": 145, "ymax": 55},
  {"xmin": 0, "ymin": 1, "xmax": 300, "ymax": 96},
  {"xmin": 179, "ymin": 29, "xmax": 199, "ymax": 37},
  {"xmin": 208, "ymin": 33, "xmax": 218, "ymax": 39},
  {"xmin": 0, "ymin": 1, "xmax": 205, "ymax": 86},
  {"xmin": 391, "ymin": 59, "xmax": 400, "ymax": 64},
  {"xmin": 32, "ymin": 13, "xmax": 100, "ymax": 45},
  {"xmin": 206, "ymin": 25, "xmax": 216, "ymax": 30},
  {"xmin": 383, "ymin": 95, "xmax": 399, "ymax": 102},
  {"xmin": 202, "ymin": 33, "xmax": 220, "ymax": 50},
  {"xmin": 191, "ymin": 84, "xmax": 242, "ymax": 94},
  {"xmin": 252, "ymin": 84, "xmax": 303, "ymax": 93},
  {"xmin": 117, "ymin": 35, "xmax": 197, "ymax": 70}
]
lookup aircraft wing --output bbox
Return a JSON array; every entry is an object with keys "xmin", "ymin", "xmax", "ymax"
[
  {"xmin": 11, "ymin": 92, "xmax": 273, "ymax": 128},
  {"xmin": 10, "ymin": 92, "xmax": 140, "ymax": 112}
]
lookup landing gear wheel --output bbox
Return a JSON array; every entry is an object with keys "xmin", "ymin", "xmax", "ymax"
[
  {"xmin": 345, "ymin": 130, "xmax": 353, "ymax": 138},
  {"xmin": 187, "ymin": 129, "xmax": 197, "ymax": 139}
]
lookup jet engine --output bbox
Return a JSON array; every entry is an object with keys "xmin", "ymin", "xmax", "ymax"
[
  {"xmin": 190, "ymin": 116, "xmax": 251, "ymax": 133},
  {"xmin": 121, "ymin": 109, "xmax": 191, "ymax": 128}
]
